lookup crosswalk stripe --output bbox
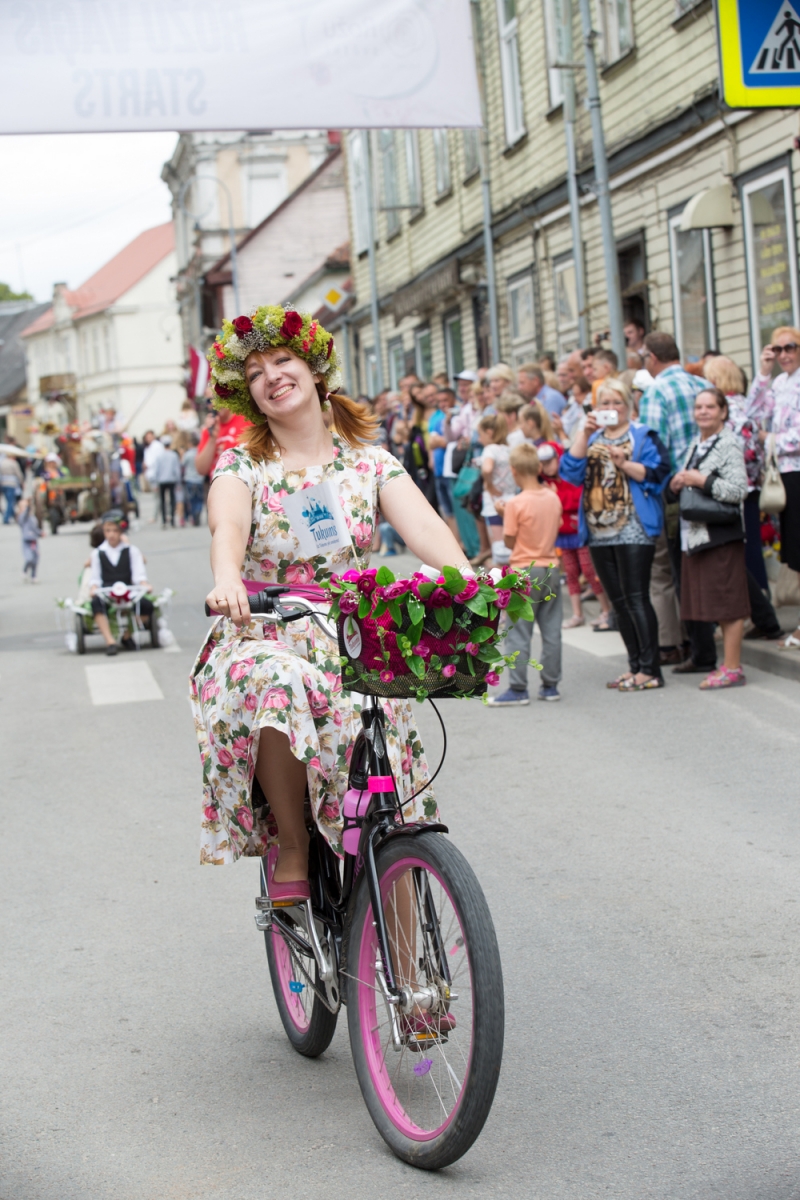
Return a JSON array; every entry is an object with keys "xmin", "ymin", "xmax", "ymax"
[{"xmin": 84, "ymin": 661, "xmax": 164, "ymax": 705}]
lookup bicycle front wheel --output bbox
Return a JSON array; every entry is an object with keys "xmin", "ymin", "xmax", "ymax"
[{"xmin": 346, "ymin": 833, "xmax": 504, "ymax": 1170}]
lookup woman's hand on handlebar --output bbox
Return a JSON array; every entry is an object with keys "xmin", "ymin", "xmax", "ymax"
[{"xmin": 206, "ymin": 576, "xmax": 251, "ymax": 624}]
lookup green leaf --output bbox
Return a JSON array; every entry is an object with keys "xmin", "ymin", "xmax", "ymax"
[
  {"xmin": 429, "ymin": 654, "xmax": 442, "ymax": 670},
  {"xmin": 408, "ymin": 620, "xmax": 423, "ymax": 647},
  {"xmin": 471, "ymin": 624, "xmax": 495, "ymax": 643},
  {"xmin": 416, "ymin": 581, "xmax": 435, "ymax": 599},
  {"xmin": 466, "ymin": 654, "xmax": 476, "ymax": 676},
  {"xmin": 408, "ymin": 654, "xmax": 425, "ymax": 678},
  {"xmin": 375, "ymin": 565, "xmax": 395, "ymax": 586},
  {"xmin": 388, "ymin": 599, "xmax": 402, "ymax": 627},
  {"xmin": 477, "ymin": 645, "xmax": 502, "ymax": 663},
  {"xmin": 357, "ymin": 596, "xmax": 370, "ymax": 620},
  {"xmin": 434, "ymin": 605, "xmax": 454, "ymax": 632},
  {"xmin": 442, "ymin": 565, "xmax": 466, "ymax": 595},
  {"xmin": 372, "ymin": 599, "xmax": 388, "ymax": 620},
  {"xmin": 407, "ymin": 596, "xmax": 425, "ymax": 625},
  {"xmin": 506, "ymin": 591, "xmax": 524, "ymax": 616},
  {"xmin": 518, "ymin": 598, "xmax": 534, "ymax": 622},
  {"xmin": 464, "ymin": 593, "xmax": 488, "ymax": 617}
]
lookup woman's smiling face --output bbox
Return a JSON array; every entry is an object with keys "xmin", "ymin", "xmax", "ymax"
[{"xmin": 245, "ymin": 348, "xmax": 319, "ymax": 421}]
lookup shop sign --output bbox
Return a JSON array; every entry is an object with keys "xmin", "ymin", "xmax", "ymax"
[
  {"xmin": 719, "ymin": 0, "xmax": 800, "ymax": 106},
  {"xmin": 393, "ymin": 261, "xmax": 460, "ymax": 325}
]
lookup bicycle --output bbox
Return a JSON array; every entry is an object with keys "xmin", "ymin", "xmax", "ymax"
[{"xmin": 206, "ymin": 584, "xmax": 504, "ymax": 1170}]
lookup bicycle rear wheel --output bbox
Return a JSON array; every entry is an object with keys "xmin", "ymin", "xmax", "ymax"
[
  {"xmin": 346, "ymin": 833, "xmax": 504, "ymax": 1170},
  {"xmin": 261, "ymin": 866, "xmax": 338, "ymax": 1058}
]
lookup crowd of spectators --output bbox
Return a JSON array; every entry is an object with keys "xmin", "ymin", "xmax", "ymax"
[{"xmin": 359, "ymin": 322, "xmax": 800, "ymax": 697}]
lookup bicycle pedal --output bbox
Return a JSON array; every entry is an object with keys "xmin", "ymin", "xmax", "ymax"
[{"xmin": 254, "ymin": 894, "xmax": 273, "ymax": 931}]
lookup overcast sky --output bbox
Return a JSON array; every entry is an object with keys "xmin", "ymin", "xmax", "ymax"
[{"xmin": 0, "ymin": 131, "xmax": 177, "ymax": 303}]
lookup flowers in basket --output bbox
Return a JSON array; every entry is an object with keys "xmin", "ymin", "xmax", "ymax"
[{"xmin": 323, "ymin": 564, "xmax": 539, "ymax": 700}]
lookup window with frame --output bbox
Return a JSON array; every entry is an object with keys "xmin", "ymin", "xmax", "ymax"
[
  {"xmin": 415, "ymin": 327, "xmax": 433, "ymax": 381},
  {"xmin": 507, "ymin": 271, "xmax": 537, "ymax": 366},
  {"xmin": 496, "ymin": 0, "xmax": 525, "ymax": 144},
  {"xmin": 597, "ymin": 0, "xmax": 634, "ymax": 64},
  {"xmin": 542, "ymin": 0, "xmax": 568, "ymax": 108},
  {"xmin": 432, "ymin": 130, "xmax": 451, "ymax": 196},
  {"xmin": 348, "ymin": 131, "xmax": 370, "ymax": 254},
  {"xmin": 553, "ymin": 254, "xmax": 580, "ymax": 357},
  {"xmin": 404, "ymin": 131, "xmax": 423, "ymax": 213},
  {"xmin": 379, "ymin": 130, "xmax": 401, "ymax": 238},
  {"xmin": 668, "ymin": 213, "xmax": 716, "ymax": 364},
  {"xmin": 741, "ymin": 164, "xmax": 800, "ymax": 361},
  {"xmin": 462, "ymin": 129, "xmax": 481, "ymax": 178},
  {"xmin": 443, "ymin": 309, "xmax": 465, "ymax": 380},
  {"xmin": 617, "ymin": 230, "xmax": 649, "ymax": 331},
  {"xmin": 388, "ymin": 337, "xmax": 405, "ymax": 390}
]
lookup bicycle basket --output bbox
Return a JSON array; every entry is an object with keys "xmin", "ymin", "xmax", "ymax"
[{"xmin": 337, "ymin": 600, "xmax": 499, "ymax": 699}]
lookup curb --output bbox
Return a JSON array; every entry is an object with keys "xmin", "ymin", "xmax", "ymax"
[{"xmin": 740, "ymin": 640, "xmax": 800, "ymax": 684}]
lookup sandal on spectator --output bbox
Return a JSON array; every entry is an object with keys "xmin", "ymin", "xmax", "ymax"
[
  {"xmin": 606, "ymin": 674, "xmax": 633, "ymax": 689},
  {"xmin": 563, "ymin": 615, "xmax": 585, "ymax": 629},
  {"xmin": 623, "ymin": 676, "xmax": 664, "ymax": 691},
  {"xmin": 778, "ymin": 629, "xmax": 800, "ymax": 650},
  {"xmin": 699, "ymin": 666, "xmax": 746, "ymax": 689}
]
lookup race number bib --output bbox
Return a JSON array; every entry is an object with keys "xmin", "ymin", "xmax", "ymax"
[{"xmin": 281, "ymin": 480, "xmax": 354, "ymax": 558}]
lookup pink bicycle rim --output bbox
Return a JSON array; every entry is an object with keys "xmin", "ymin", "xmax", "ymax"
[{"xmin": 272, "ymin": 928, "xmax": 311, "ymax": 1033}]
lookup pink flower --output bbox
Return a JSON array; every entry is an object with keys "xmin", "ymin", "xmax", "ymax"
[
  {"xmin": 308, "ymin": 689, "xmax": 329, "ymax": 717},
  {"xmin": 217, "ymin": 747, "xmax": 234, "ymax": 768},
  {"xmin": 465, "ymin": 641, "xmax": 479, "ymax": 656},
  {"xmin": 352, "ymin": 521, "xmax": 373, "ymax": 549},
  {"xmin": 380, "ymin": 669, "xmax": 395, "ymax": 683},
  {"xmin": 244, "ymin": 692, "xmax": 258, "ymax": 712},
  {"xmin": 197, "ymin": 642, "xmax": 212, "ymax": 665},
  {"xmin": 357, "ymin": 569, "xmax": 378, "ymax": 595},
  {"xmin": 232, "ymin": 736, "xmax": 249, "ymax": 759},
  {"xmin": 375, "ymin": 461, "xmax": 383, "ymax": 475},
  {"xmin": 455, "ymin": 577, "xmax": 479, "ymax": 602},
  {"xmin": 267, "ymin": 488, "xmax": 289, "ymax": 512},
  {"xmin": 203, "ymin": 804, "xmax": 217, "ymax": 821},
  {"xmin": 400, "ymin": 749, "xmax": 413, "ymax": 773},
  {"xmin": 302, "ymin": 480, "xmax": 315, "ymax": 489},
  {"xmin": 429, "ymin": 587, "xmax": 452, "ymax": 609},
  {"xmin": 323, "ymin": 671, "xmax": 339, "ymax": 687},
  {"xmin": 307, "ymin": 756, "xmax": 322, "ymax": 771},
  {"xmin": 333, "ymin": 709, "xmax": 343, "ymax": 726},
  {"xmin": 412, "ymin": 643, "xmax": 431, "ymax": 658},
  {"xmin": 229, "ymin": 658, "xmax": 255, "ymax": 682},
  {"xmin": 259, "ymin": 559, "xmax": 276, "ymax": 574},
  {"xmin": 285, "ymin": 561, "xmax": 316, "ymax": 586},
  {"xmin": 319, "ymin": 797, "xmax": 340, "ymax": 821},
  {"xmin": 264, "ymin": 687, "xmax": 291, "ymax": 709},
  {"xmin": 201, "ymin": 679, "xmax": 219, "ymax": 703},
  {"xmin": 355, "ymin": 460, "xmax": 370, "ymax": 474},
  {"xmin": 342, "ymin": 569, "xmax": 360, "ymax": 583},
  {"xmin": 382, "ymin": 579, "xmax": 411, "ymax": 600},
  {"xmin": 338, "ymin": 590, "xmax": 359, "ymax": 614},
  {"xmin": 234, "ymin": 805, "xmax": 253, "ymax": 832},
  {"xmin": 442, "ymin": 664, "xmax": 457, "ymax": 678},
  {"xmin": 215, "ymin": 450, "xmax": 237, "ymax": 471},
  {"xmin": 494, "ymin": 589, "xmax": 511, "ymax": 609},
  {"xmin": 485, "ymin": 671, "xmax": 500, "ymax": 686}
]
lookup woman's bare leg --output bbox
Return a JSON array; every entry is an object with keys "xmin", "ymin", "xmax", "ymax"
[
  {"xmin": 721, "ymin": 618, "xmax": 744, "ymax": 671},
  {"xmin": 254, "ymin": 727, "xmax": 309, "ymax": 882}
]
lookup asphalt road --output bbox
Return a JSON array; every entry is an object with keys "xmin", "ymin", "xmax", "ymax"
[{"xmin": 2, "ymin": 507, "xmax": 800, "ymax": 1200}]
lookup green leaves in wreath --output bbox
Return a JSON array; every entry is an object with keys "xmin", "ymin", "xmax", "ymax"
[
  {"xmin": 434, "ymin": 605, "xmax": 454, "ymax": 632},
  {"xmin": 408, "ymin": 654, "xmax": 426, "ymax": 678},
  {"xmin": 464, "ymin": 592, "xmax": 489, "ymax": 617},
  {"xmin": 407, "ymin": 595, "xmax": 425, "ymax": 626},
  {"xmin": 470, "ymin": 624, "xmax": 495, "ymax": 643},
  {"xmin": 357, "ymin": 595, "xmax": 371, "ymax": 619}
]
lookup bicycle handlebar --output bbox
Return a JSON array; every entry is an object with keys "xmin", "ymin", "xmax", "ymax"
[{"xmin": 205, "ymin": 585, "xmax": 337, "ymax": 640}]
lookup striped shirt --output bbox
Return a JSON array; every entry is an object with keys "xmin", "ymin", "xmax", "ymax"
[{"xmin": 638, "ymin": 365, "xmax": 706, "ymax": 471}]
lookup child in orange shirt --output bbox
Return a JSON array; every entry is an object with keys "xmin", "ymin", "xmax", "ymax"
[{"xmin": 488, "ymin": 443, "xmax": 563, "ymax": 705}]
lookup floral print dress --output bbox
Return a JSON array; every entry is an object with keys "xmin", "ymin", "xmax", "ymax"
[{"xmin": 189, "ymin": 436, "xmax": 437, "ymax": 865}]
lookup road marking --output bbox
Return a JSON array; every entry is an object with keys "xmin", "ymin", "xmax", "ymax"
[{"xmin": 85, "ymin": 661, "xmax": 164, "ymax": 705}]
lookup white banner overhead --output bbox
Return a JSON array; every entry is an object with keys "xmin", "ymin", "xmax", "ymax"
[{"xmin": 0, "ymin": 0, "xmax": 482, "ymax": 134}]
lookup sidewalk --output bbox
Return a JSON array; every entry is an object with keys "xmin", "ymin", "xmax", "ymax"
[{"xmin": 740, "ymin": 603, "xmax": 800, "ymax": 683}]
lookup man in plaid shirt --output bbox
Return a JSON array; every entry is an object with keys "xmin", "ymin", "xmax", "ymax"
[{"xmin": 639, "ymin": 332, "xmax": 716, "ymax": 673}]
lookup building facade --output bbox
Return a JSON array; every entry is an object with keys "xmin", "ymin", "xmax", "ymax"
[
  {"xmin": 21, "ymin": 223, "xmax": 185, "ymax": 437},
  {"xmin": 161, "ymin": 130, "xmax": 335, "ymax": 350},
  {"xmin": 342, "ymin": 0, "xmax": 800, "ymax": 392}
]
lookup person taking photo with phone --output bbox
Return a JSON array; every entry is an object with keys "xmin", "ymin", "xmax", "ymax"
[
  {"xmin": 561, "ymin": 379, "xmax": 671, "ymax": 690},
  {"xmin": 196, "ymin": 405, "xmax": 251, "ymax": 477}
]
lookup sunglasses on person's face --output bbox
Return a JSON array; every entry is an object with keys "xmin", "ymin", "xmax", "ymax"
[{"xmin": 771, "ymin": 343, "xmax": 800, "ymax": 354}]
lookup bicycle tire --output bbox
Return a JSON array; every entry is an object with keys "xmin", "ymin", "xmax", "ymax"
[
  {"xmin": 150, "ymin": 618, "xmax": 160, "ymax": 649},
  {"xmin": 346, "ymin": 833, "xmax": 504, "ymax": 1170},
  {"xmin": 262, "ymin": 871, "xmax": 338, "ymax": 1058},
  {"xmin": 75, "ymin": 613, "xmax": 86, "ymax": 655}
]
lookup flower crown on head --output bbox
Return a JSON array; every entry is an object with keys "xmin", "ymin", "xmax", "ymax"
[{"xmin": 207, "ymin": 304, "xmax": 343, "ymax": 424}]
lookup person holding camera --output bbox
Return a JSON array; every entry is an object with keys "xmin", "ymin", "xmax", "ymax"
[
  {"xmin": 561, "ymin": 379, "xmax": 671, "ymax": 690},
  {"xmin": 195, "ymin": 405, "xmax": 251, "ymax": 477},
  {"xmin": 667, "ymin": 387, "xmax": 749, "ymax": 689}
]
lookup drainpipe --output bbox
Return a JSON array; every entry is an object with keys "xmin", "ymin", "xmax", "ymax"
[
  {"xmin": 362, "ymin": 132, "xmax": 384, "ymax": 393},
  {"xmin": 558, "ymin": 0, "xmax": 589, "ymax": 347},
  {"xmin": 577, "ymin": 0, "xmax": 626, "ymax": 365},
  {"xmin": 470, "ymin": 0, "xmax": 501, "ymax": 364}
]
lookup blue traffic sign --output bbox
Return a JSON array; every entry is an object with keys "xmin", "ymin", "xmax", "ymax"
[{"xmin": 719, "ymin": 0, "xmax": 800, "ymax": 106}]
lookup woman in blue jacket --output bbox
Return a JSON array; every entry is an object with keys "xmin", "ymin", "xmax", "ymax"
[{"xmin": 561, "ymin": 378, "xmax": 671, "ymax": 690}]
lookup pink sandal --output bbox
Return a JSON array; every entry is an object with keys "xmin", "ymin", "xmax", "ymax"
[
  {"xmin": 562, "ymin": 615, "xmax": 586, "ymax": 629},
  {"xmin": 266, "ymin": 845, "xmax": 310, "ymax": 904},
  {"xmin": 699, "ymin": 666, "xmax": 746, "ymax": 690}
]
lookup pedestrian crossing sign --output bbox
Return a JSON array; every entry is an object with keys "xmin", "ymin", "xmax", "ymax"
[{"xmin": 718, "ymin": 0, "xmax": 800, "ymax": 106}]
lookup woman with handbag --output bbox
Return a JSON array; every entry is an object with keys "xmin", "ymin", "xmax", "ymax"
[
  {"xmin": 669, "ymin": 387, "xmax": 749, "ymax": 690},
  {"xmin": 747, "ymin": 328, "xmax": 800, "ymax": 649},
  {"xmin": 703, "ymin": 355, "xmax": 782, "ymax": 641}
]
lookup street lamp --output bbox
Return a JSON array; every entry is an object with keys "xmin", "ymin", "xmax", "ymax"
[{"xmin": 177, "ymin": 174, "xmax": 242, "ymax": 327}]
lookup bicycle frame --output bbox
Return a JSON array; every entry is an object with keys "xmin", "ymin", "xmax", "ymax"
[{"xmin": 228, "ymin": 587, "xmax": 449, "ymax": 1016}]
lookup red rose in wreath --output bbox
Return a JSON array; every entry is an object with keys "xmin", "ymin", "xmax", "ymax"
[
  {"xmin": 233, "ymin": 316, "xmax": 253, "ymax": 336},
  {"xmin": 280, "ymin": 310, "xmax": 304, "ymax": 338},
  {"xmin": 215, "ymin": 383, "xmax": 234, "ymax": 398},
  {"xmin": 326, "ymin": 336, "xmax": 334, "ymax": 359}
]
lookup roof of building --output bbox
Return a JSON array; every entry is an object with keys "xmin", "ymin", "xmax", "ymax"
[
  {"xmin": 0, "ymin": 302, "xmax": 53, "ymax": 404},
  {"xmin": 205, "ymin": 148, "xmax": 341, "ymax": 286},
  {"xmin": 21, "ymin": 222, "xmax": 175, "ymax": 337}
]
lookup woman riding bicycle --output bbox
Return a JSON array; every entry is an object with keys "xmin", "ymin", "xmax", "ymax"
[{"xmin": 190, "ymin": 306, "xmax": 468, "ymax": 886}]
